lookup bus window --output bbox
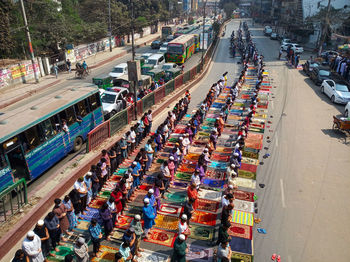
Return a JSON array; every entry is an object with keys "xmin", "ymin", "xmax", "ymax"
[
  {"xmin": 23, "ymin": 126, "xmax": 42, "ymax": 151},
  {"xmin": 89, "ymin": 93, "xmax": 101, "ymax": 111},
  {"xmin": 40, "ymin": 119, "xmax": 56, "ymax": 140},
  {"xmin": 65, "ymin": 106, "xmax": 76, "ymax": 126},
  {"xmin": 75, "ymin": 100, "xmax": 89, "ymax": 118},
  {"xmin": 0, "ymin": 153, "xmax": 7, "ymax": 169},
  {"xmin": 51, "ymin": 114, "xmax": 61, "ymax": 133}
]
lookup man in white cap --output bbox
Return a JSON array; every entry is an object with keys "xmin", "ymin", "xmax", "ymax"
[
  {"xmin": 130, "ymin": 214, "xmax": 144, "ymax": 257},
  {"xmin": 171, "ymin": 234, "xmax": 188, "ymax": 262},
  {"xmin": 33, "ymin": 220, "xmax": 50, "ymax": 257},
  {"xmin": 144, "ymin": 188, "xmax": 157, "ymax": 212},
  {"xmin": 74, "ymin": 237, "xmax": 89, "ymax": 262},
  {"xmin": 182, "ymin": 134, "xmax": 190, "ymax": 155},
  {"xmin": 231, "ymin": 153, "xmax": 240, "ymax": 169},
  {"xmin": 130, "ymin": 161, "xmax": 141, "ymax": 190},
  {"xmin": 142, "ymin": 198, "xmax": 156, "ymax": 239},
  {"xmin": 178, "ymin": 214, "xmax": 190, "ymax": 237},
  {"xmin": 22, "ymin": 231, "xmax": 44, "ymax": 262}
]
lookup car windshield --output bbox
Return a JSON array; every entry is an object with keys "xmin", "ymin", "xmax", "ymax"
[
  {"xmin": 163, "ymin": 64, "xmax": 172, "ymax": 70},
  {"xmin": 336, "ymin": 84, "xmax": 350, "ymax": 92},
  {"xmin": 168, "ymin": 44, "xmax": 184, "ymax": 54},
  {"xmin": 161, "ymin": 43, "xmax": 168, "ymax": 48},
  {"xmin": 112, "ymin": 67, "xmax": 124, "ymax": 73},
  {"xmin": 319, "ymin": 70, "xmax": 330, "ymax": 76},
  {"xmin": 101, "ymin": 93, "xmax": 117, "ymax": 104},
  {"xmin": 148, "ymin": 59, "xmax": 158, "ymax": 65},
  {"xmin": 295, "ymin": 45, "xmax": 302, "ymax": 48}
]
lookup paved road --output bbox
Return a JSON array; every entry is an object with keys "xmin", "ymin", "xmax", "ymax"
[{"xmin": 249, "ymin": 22, "xmax": 350, "ymax": 261}]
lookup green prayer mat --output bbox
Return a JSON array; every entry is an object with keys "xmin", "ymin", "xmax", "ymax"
[
  {"xmin": 165, "ymin": 191, "xmax": 187, "ymax": 203},
  {"xmin": 189, "ymin": 224, "xmax": 215, "ymax": 241},
  {"xmin": 175, "ymin": 172, "xmax": 192, "ymax": 181},
  {"xmin": 238, "ymin": 170, "xmax": 257, "ymax": 180}
]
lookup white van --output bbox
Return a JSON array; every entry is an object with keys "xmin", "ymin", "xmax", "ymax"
[
  {"xmin": 147, "ymin": 54, "xmax": 166, "ymax": 69},
  {"xmin": 109, "ymin": 63, "xmax": 128, "ymax": 78}
]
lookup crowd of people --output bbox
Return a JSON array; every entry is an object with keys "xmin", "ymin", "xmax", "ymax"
[
  {"xmin": 329, "ymin": 54, "xmax": 350, "ymax": 83},
  {"xmin": 14, "ymin": 21, "xmax": 264, "ymax": 262}
]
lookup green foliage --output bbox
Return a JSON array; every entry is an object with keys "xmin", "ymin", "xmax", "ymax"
[{"xmin": 1, "ymin": 0, "xmax": 174, "ymax": 58}]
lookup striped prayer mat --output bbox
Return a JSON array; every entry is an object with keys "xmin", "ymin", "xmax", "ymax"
[{"xmin": 231, "ymin": 210, "xmax": 254, "ymax": 226}]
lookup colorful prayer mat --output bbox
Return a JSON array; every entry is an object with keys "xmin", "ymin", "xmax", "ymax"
[
  {"xmin": 202, "ymin": 178, "xmax": 225, "ymax": 189},
  {"xmin": 164, "ymin": 191, "xmax": 187, "ymax": 203},
  {"xmin": 235, "ymin": 177, "xmax": 256, "ymax": 189},
  {"xmin": 241, "ymin": 157, "xmax": 259, "ymax": 166},
  {"xmin": 233, "ymin": 199, "xmax": 254, "ymax": 213},
  {"xmin": 98, "ymin": 190, "xmax": 112, "ymax": 199},
  {"xmin": 205, "ymin": 169, "xmax": 226, "ymax": 180},
  {"xmin": 240, "ymin": 163, "xmax": 258, "ymax": 174},
  {"xmin": 191, "ymin": 210, "xmax": 217, "ymax": 226},
  {"xmin": 110, "ymin": 229, "xmax": 125, "ymax": 242},
  {"xmin": 89, "ymin": 197, "xmax": 107, "ymax": 209},
  {"xmin": 186, "ymin": 244, "xmax": 214, "ymax": 262},
  {"xmin": 238, "ymin": 169, "xmax": 257, "ymax": 180},
  {"xmin": 154, "ymin": 214, "xmax": 179, "ymax": 230},
  {"xmin": 234, "ymin": 190, "xmax": 254, "ymax": 202},
  {"xmin": 198, "ymin": 189, "xmax": 222, "ymax": 202},
  {"xmin": 137, "ymin": 249, "xmax": 169, "ymax": 262},
  {"xmin": 189, "ymin": 224, "xmax": 215, "ymax": 241},
  {"xmin": 173, "ymin": 181, "xmax": 189, "ymax": 188},
  {"xmin": 175, "ymin": 172, "xmax": 192, "ymax": 181},
  {"xmin": 115, "ymin": 215, "xmax": 133, "ymax": 229},
  {"xmin": 49, "ymin": 245, "xmax": 74, "ymax": 260},
  {"xmin": 92, "ymin": 245, "xmax": 119, "ymax": 261},
  {"xmin": 231, "ymin": 251, "xmax": 253, "ymax": 262},
  {"xmin": 228, "ymin": 222, "xmax": 253, "ymax": 240},
  {"xmin": 232, "ymin": 210, "xmax": 254, "ymax": 226},
  {"xmin": 74, "ymin": 219, "xmax": 90, "ymax": 232},
  {"xmin": 158, "ymin": 204, "xmax": 182, "ymax": 217},
  {"xmin": 210, "ymin": 154, "xmax": 230, "ymax": 162},
  {"xmin": 130, "ymin": 191, "xmax": 147, "ymax": 203},
  {"xmin": 184, "ymin": 153, "xmax": 200, "ymax": 161},
  {"xmin": 178, "ymin": 165, "xmax": 196, "ymax": 173},
  {"xmin": 80, "ymin": 208, "xmax": 102, "ymax": 223},
  {"xmin": 229, "ymin": 237, "xmax": 253, "ymax": 256},
  {"xmin": 197, "ymin": 199, "xmax": 219, "ymax": 212},
  {"xmin": 143, "ymin": 228, "xmax": 177, "ymax": 247},
  {"xmin": 242, "ymin": 150, "xmax": 259, "ymax": 159}
]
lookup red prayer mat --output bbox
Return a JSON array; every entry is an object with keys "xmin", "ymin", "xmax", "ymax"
[
  {"xmin": 89, "ymin": 198, "xmax": 107, "ymax": 209},
  {"xmin": 240, "ymin": 163, "xmax": 258, "ymax": 174},
  {"xmin": 191, "ymin": 210, "xmax": 217, "ymax": 226},
  {"xmin": 115, "ymin": 215, "xmax": 133, "ymax": 229},
  {"xmin": 158, "ymin": 204, "xmax": 183, "ymax": 217},
  {"xmin": 228, "ymin": 222, "xmax": 253, "ymax": 240},
  {"xmin": 143, "ymin": 228, "xmax": 178, "ymax": 247},
  {"xmin": 234, "ymin": 190, "xmax": 255, "ymax": 202}
]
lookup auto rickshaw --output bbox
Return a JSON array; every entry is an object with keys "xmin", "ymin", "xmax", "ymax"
[
  {"xmin": 146, "ymin": 69, "xmax": 166, "ymax": 83},
  {"xmin": 164, "ymin": 68, "xmax": 182, "ymax": 82},
  {"xmin": 141, "ymin": 64, "xmax": 155, "ymax": 75},
  {"xmin": 92, "ymin": 74, "xmax": 113, "ymax": 89}
]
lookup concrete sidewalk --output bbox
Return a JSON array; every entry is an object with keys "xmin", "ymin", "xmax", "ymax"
[{"xmin": 0, "ymin": 32, "xmax": 160, "ymax": 109}]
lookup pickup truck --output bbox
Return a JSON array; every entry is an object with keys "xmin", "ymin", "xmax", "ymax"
[{"xmin": 100, "ymin": 87, "xmax": 129, "ymax": 119}]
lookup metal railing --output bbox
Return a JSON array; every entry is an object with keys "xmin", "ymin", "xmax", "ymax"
[{"xmin": 0, "ymin": 178, "xmax": 27, "ymax": 223}]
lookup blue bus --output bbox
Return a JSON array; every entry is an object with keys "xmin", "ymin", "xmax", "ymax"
[{"xmin": 0, "ymin": 85, "xmax": 103, "ymax": 192}]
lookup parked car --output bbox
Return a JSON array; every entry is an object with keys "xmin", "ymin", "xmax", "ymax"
[
  {"xmin": 162, "ymin": 62, "xmax": 179, "ymax": 70},
  {"xmin": 151, "ymin": 40, "xmax": 162, "ymax": 49},
  {"xmin": 281, "ymin": 38, "xmax": 292, "ymax": 46},
  {"xmin": 270, "ymin": 33, "xmax": 278, "ymax": 40},
  {"xmin": 344, "ymin": 102, "xmax": 350, "ymax": 117},
  {"xmin": 281, "ymin": 43, "xmax": 304, "ymax": 53},
  {"xmin": 159, "ymin": 42, "xmax": 168, "ymax": 53},
  {"xmin": 302, "ymin": 60, "xmax": 320, "ymax": 76},
  {"xmin": 321, "ymin": 78, "xmax": 350, "ymax": 104},
  {"xmin": 100, "ymin": 87, "xmax": 129, "ymax": 119},
  {"xmin": 321, "ymin": 50, "xmax": 339, "ymax": 59},
  {"xmin": 109, "ymin": 63, "xmax": 128, "ymax": 78},
  {"xmin": 310, "ymin": 67, "xmax": 332, "ymax": 86},
  {"xmin": 264, "ymin": 26, "xmax": 272, "ymax": 36}
]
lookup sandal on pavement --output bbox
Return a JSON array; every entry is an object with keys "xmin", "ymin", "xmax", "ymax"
[
  {"xmin": 271, "ymin": 254, "xmax": 276, "ymax": 260},
  {"xmin": 277, "ymin": 255, "xmax": 281, "ymax": 262}
]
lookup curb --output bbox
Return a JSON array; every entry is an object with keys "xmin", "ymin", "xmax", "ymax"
[{"xmin": 0, "ymin": 29, "xmax": 222, "ymax": 260}]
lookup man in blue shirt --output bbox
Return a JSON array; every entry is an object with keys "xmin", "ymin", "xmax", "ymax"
[
  {"xmin": 88, "ymin": 219, "xmax": 102, "ymax": 257},
  {"xmin": 142, "ymin": 198, "xmax": 156, "ymax": 239}
]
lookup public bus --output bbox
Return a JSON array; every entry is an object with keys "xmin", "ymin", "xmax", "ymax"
[
  {"xmin": 161, "ymin": 25, "xmax": 176, "ymax": 41},
  {"xmin": 0, "ymin": 85, "xmax": 103, "ymax": 191},
  {"xmin": 174, "ymin": 26, "xmax": 196, "ymax": 37},
  {"xmin": 190, "ymin": 29, "xmax": 203, "ymax": 52},
  {"xmin": 166, "ymin": 34, "xmax": 196, "ymax": 64}
]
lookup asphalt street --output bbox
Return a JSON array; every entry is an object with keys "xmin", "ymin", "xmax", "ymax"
[{"xmin": 249, "ymin": 21, "xmax": 350, "ymax": 261}]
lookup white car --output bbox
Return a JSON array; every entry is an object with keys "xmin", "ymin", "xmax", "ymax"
[
  {"xmin": 281, "ymin": 38, "xmax": 292, "ymax": 46},
  {"xmin": 109, "ymin": 63, "xmax": 128, "ymax": 78},
  {"xmin": 100, "ymin": 87, "xmax": 129, "ymax": 118},
  {"xmin": 321, "ymin": 79, "xmax": 350, "ymax": 104},
  {"xmin": 162, "ymin": 63, "xmax": 178, "ymax": 70},
  {"xmin": 281, "ymin": 43, "xmax": 304, "ymax": 53},
  {"xmin": 159, "ymin": 42, "xmax": 168, "ymax": 53},
  {"xmin": 344, "ymin": 102, "xmax": 350, "ymax": 117},
  {"xmin": 141, "ymin": 53, "xmax": 153, "ymax": 61}
]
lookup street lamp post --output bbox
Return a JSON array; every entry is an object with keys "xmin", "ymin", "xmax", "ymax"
[
  {"xmin": 108, "ymin": 0, "xmax": 112, "ymax": 52},
  {"xmin": 201, "ymin": 0, "xmax": 207, "ymax": 68},
  {"xmin": 19, "ymin": 0, "xmax": 39, "ymax": 83}
]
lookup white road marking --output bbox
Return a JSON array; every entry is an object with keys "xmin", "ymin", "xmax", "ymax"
[
  {"xmin": 275, "ymin": 132, "xmax": 278, "ymax": 147},
  {"xmin": 280, "ymin": 179, "xmax": 286, "ymax": 208},
  {"xmin": 288, "ymin": 255, "xmax": 292, "ymax": 262}
]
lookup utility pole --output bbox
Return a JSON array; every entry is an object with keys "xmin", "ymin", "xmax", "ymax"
[
  {"xmin": 19, "ymin": 0, "xmax": 39, "ymax": 83},
  {"xmin": 201, "ymin": 0, "xmax": 207, "ymax": 68},
  {"xmin": 130, "ymin": 0, "xmax": 137, "ymax": 120},
  {"xmin": 108, "ymin": 0, "xmax": 112, "ymax": 52},
  {"xmin": 318, "ymin": 0, "xmax": 332, "ymax": 56}
]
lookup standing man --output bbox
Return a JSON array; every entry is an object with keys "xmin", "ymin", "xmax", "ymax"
[
  {"xmin": 142, "ymin": 198, "xmax": 156, "ymax": 239},
  {"xmin": 74, "ymin": 177, "xmax": 88, "ymax": 212},
  {"xmin": 53, "ymin": 62, "xmax": 58, "ymax": 79},
  {"xmin": 22, "ymin": 231, "xmax": 44, "ymax": 262},
  {"xmin": 171, "ymin": 234, "xmax": 188, "ymax": 262},
  {"xmin": 74, "ymin": 237, "xmax": 89, "ymax": 262},
  {"xmin": 66, "ymin": 59, "xmax": 71, "ymax": 73},
  {"xmin": 130, "ymin": 214, "xmax": 144, "ymax": 257},
  {"xmin": 89, "ymin": 219, "xmax": 102, "ymax": 257},
  {"xmin": 33, "ymin": 220, "xmax": 50, "ymax": 257}
]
